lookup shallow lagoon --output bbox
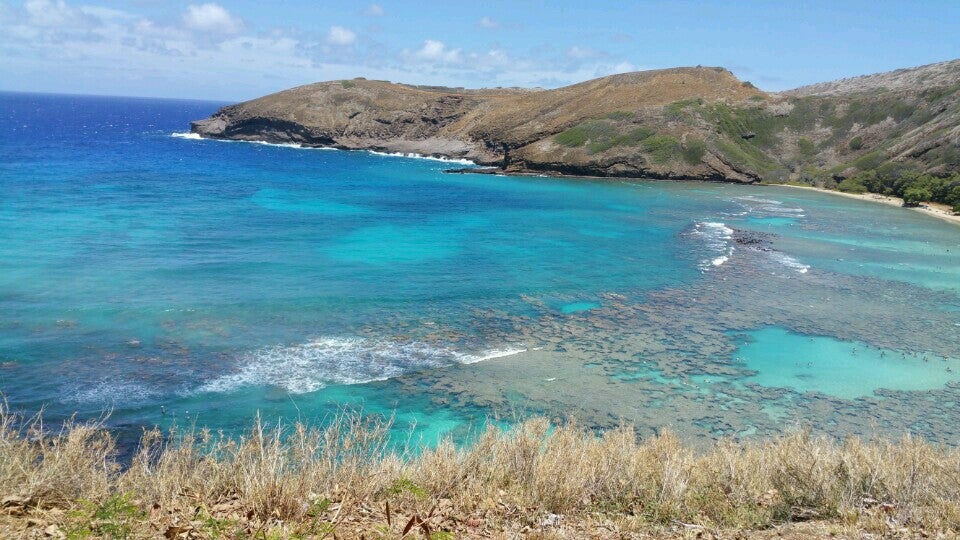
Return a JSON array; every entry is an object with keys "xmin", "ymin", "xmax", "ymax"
[{"xmin": 1, "ymin": 93, "xmax": 959, "ymax": 447}]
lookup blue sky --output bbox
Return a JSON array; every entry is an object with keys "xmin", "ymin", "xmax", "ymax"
[{"xmin": 1, "ymin": 0, "xmax": 958, "ymax": 101}]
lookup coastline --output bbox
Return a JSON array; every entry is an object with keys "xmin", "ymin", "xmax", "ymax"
[
  {"xmin": 176, "ymin": 132, "xmax": 960, "ymax": 227},
  {"xmin": 769, "ymin": 184, "xmax": 960, "ymax": 227}
]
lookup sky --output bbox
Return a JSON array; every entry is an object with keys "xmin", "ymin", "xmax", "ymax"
[{"xmin": 1, "ymin": 0, "xmax": 958, "ymax": 102}]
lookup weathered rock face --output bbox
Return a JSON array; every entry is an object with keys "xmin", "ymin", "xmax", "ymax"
[{"xmin": 191, "ymin": 60, "xmax": 960, "ymax": 183}]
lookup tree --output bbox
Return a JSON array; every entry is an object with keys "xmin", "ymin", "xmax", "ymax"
[
  {"xmin": 837, "ymin": 177, "xmax": 867, "ymax": 194},
  {"xmin": 902, "ymin": 186, "xmax": 932, "ymax": 206}
]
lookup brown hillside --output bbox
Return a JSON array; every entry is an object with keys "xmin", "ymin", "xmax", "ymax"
[
  {"xmin": 191, "ymin": 60, "xmax": 960, "ymax": 185},
  {"xmin": 459, "ymin": 67, "xmax": 764, "ymax": 147}
]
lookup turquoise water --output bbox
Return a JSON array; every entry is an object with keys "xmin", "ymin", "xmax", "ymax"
[
  {"xmin": 738, "ymin": 327, "xmax": 959, "ymax": 399},
  {"xmin": 1, "ymin": 92, "xmax": 959, "ymax": 447},
  {"xmin": 560, "ymin": 302, "xmax": 602, "ymax": 314}
]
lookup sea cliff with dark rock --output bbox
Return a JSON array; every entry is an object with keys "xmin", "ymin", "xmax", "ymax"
[{"xmin": 192, "ymin": 60, "xmax": 960, "ymax": 185}]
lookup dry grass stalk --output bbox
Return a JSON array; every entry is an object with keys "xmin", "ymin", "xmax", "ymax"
[{"xmin": 0, "ymin": 402, "xmax": 958, "ymax": 538}]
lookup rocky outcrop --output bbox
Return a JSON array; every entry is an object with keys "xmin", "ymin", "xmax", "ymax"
[{"xmin": 191, "ymin": 61, "xmax": 960, "ymax": 183}]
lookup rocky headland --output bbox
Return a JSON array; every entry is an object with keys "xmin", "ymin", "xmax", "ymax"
[{"xmin": 191, "ymin": 60, "xmax": 960, "ymax": 186}]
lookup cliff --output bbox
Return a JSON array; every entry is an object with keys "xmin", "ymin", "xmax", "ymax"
[{"xmin": 191, "ymin": 60, "xmax": 960, "ymax": 184}]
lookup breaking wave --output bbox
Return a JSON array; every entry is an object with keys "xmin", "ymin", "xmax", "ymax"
[
  {"xmin": 368, "ymin": 150, "xmax": 475, "ymax": 165},
  {"xmin": 769, "ymin": 252, "xmax": 811, "ymax": 274},
  {"xmin": 733, "ymin": 196, "xmax": 805, "ymax": 218},
  {"xmin": 690, "ymin": 221, "xmax": 735, "ymax": 270},
  {"xmin": 170, "ymin": 132, "xmax": 336, "ymax": 150},
  {"xmin": 197, "ymin": 337, "xmax": 525, "ymax": 394}
]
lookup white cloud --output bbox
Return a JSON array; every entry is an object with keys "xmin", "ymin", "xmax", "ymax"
[
  {"xmin": 411, "ymin": 39, "xmax": 461, "ymax": 63},
  {"xmin": 0, "ymin": 0, "xmax": 654, "ymax": 101},
  {"xmin": 182, "ymin": 3, "xmax": 244, "ymax": 34},
  {"xmin": 326, "ymin": 26, "xmax": 356, "ymax": 46},
  {"xmin": 363, "ymin": 4, "xmax": 385, "ymax": 16},
  {"xmin": 568, "ymin": 45, "xmax": 601, "ymax": 60},
  {"xmin": 609, "ymin": 61, "xmax": 636, "ymax": 74},
  {"xmin": 478, "ymin": 16, "xmax": 499, "ymax": 30},
  {"xmin": 24, "ymin": 0, "xmax": 95, "ymax": 27}
]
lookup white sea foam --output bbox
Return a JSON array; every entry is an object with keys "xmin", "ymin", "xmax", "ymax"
[
  {"xmin": 691, "ymin": 221, "xmax": 735, "ymax": 270},
  {"xmin": 169, "ymin": 132, "xmax": 337, "ymax": 150},
  {"xmin": 457, "ymin": 347, "xmax": 527, "ymax": 364},
  {"xmin": 198, "ymin": 337, "xmax": 525, "ymax": 394},
  {"xmin": 770, "ymin": 252, "xmax": 811, "ymax": 274},
  {"xmin": 68, "ymin": 378, "xmax": 161, "ymax": 405},
  {"xmin": 700, "ymin": 221, "xmax": 734, "ymax": 237},
  {"xmin": 733, "ymin": 196, "xmax": 805, "ymax": 218},
  {"xmin": 368, "ymin": 150, "xmax": 475, "ymax": 165}
]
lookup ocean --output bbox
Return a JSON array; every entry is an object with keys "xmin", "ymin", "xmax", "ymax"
[{"xmin": 1, "ymin": 92, "xmax": 959, "ymax": 448}]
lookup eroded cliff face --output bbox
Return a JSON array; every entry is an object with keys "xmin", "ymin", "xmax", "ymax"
[{"xmin": 192, "ymin": 61, "xmax": 960, "ymax": 183}]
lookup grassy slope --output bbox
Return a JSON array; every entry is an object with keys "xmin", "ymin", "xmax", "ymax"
[
  {"xmin": 194, "ymin": 60, "xmax": 960, "ymax": 192},
  {"xmin": 2, "ymin": 407, "xmax": 959, "ymax": 539}
]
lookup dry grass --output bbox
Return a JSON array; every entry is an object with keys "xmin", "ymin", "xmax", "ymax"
[{"xmin": 1, "ymin": 403, "xmax": 959, "ymax": 539}]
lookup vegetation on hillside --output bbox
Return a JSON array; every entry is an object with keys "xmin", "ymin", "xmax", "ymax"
[
  {"xmin": 2, "ymin": 405, "xmax": 959, "ymax": 538},
  {"xmin": 652, "ymin": 85, "xmax": 960, "ymax": 210},
  {"xmin": 554, "ymin": 119, "xmax": 655, "ymax": 155},
  {"xmin": 194, "ymin": 59, "xmax": 960, "ymax": 196},
  {"xmin": 836, "ymin": 166, "xmax": 960, "ymax": 210}
]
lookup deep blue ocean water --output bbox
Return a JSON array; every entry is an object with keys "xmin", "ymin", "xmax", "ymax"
[{"xmin": 2, "ymin": 92, "xmax": 959, "ymax": 447}]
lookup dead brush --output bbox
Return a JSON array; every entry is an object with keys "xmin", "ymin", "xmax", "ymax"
[
  {"xmin": 0, "ymin": 402, "xmax": 115, "ymax": 511},
  {"xmin": 1, "ymin": 404, "xmax": 959, "ymax": 538}
]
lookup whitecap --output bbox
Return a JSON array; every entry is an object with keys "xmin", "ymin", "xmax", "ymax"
[
  {"xmin": 367, "ymin": 150, "xmax": 475, "ymax": 165},
  {"xmin": 732, "ymin": 196, "xmax": 805, "ymax": 218},
  {"xmin": 456, "ymin": 347, "xmax": 527, "ymax": 364},
  {"xmin": 690, "ymin": 221, "xmax": 735, "ymax": 271},
  {"xmin": 770, "ymin": 252, "xmax": 810, "ymax": 274},
  {"xmin": 197, "ymin": 337, "xmax": 523, "ymax": 394},
  {"xmin": 170, "ymin": 132, "xmax": 337, "ymax": 150}
]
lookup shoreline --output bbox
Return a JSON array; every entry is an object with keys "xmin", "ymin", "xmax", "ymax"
[
  {"xmin": 177, "ymin": 132, "xmax": 960, "ymax": 227},
  {"xmin": 773, "ymin": 184, "xmax": 960, "ymax": 227}
]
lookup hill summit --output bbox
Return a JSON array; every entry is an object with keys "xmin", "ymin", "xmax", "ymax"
[{"xmin": 192, "ymin": 60, "xmax": 960, "ymax": 184}]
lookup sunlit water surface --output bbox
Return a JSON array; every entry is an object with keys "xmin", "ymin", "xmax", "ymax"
[{"xmin": 1, "ymin": 92, "xmax": 959, "ymax": 449}]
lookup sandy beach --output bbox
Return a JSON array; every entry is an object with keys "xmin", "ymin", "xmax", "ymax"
[{"xmin": 775, "ymin": 184, "xmax": 960, "ymax": 227}]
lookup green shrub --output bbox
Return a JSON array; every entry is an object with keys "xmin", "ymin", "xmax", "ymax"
[
  {"xmin": 922, "ymin": 83, "xmax": 960, "ymax": 102},
  {"xmin": 837, "ymin": 177, "xmax": 868, "ymax": 194},
  {"xmin": 681, "ymin": 139, "xmax": 707, "ymax": 165},
  {"xmin": 587, "ymin": 126, "xmax": 654, "ymax": 154},
  {"xmin": 797, "ymin": 138, "xmax": 816, "ymax": 157},
  {"xmin": 555, "ymin": 127, "xmax": 589, "ymax": 147},
  {"xmin": 666, "ymin": 99, "xmax": 702, "ymax": 117},
  {"xmin": 605, "ymin": 111, "xmax": 634, "ymax": 120},
  {"xmin": 641, "ymin": 135, "xmax": 681, "ymax": 163},
  {"xmin": 340, "ymin": 80, "xmax": 357, "ymax": 88},
  {"xmin": 852, "ymin": 150, "xmax": 885, "ymax": 171},
  {"xmin": 556, "ymin": 120, "xmax": 655, "ymax": 154},
  {"xmin": 783, "ymin": 97, "xmax": 826, "ymax": 132},
  {"xmin": 902, "ymin": 186, "xmax": 932, "ymax": 206},
  {"xmin": 716, "ymin": 139, "xmax": 778, "ymax": 173},
  {"xmin": 555, "ymin": 120, "xmax": 617, "ymax": 148},
  {"xmin": 848, "ymin": 136, "xmax": 864, "ymax": 150}
]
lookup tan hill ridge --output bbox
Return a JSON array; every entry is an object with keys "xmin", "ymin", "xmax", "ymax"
[{"xmin": 191, "ymin": 60, "xmax": 960, "ymax": 198}]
